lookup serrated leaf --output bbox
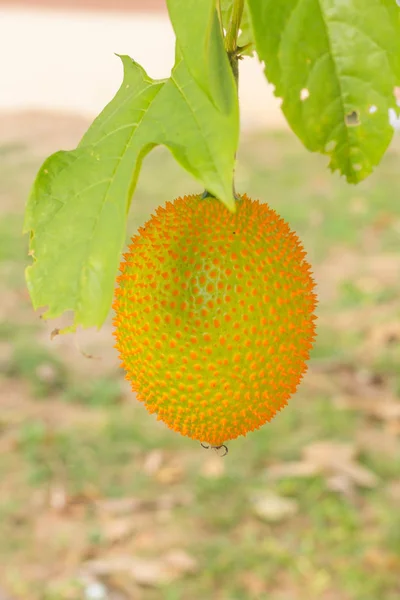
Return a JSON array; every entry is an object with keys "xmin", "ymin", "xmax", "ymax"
[
  {"xmin": 166, "ymin": 0, "xmax": 236, "ymax": 112},
  {"xmin": 247, "ymin": 0, "xmax": 400, "ymax": 182},
  {"xmin": 220, "ymin": 0, "xmax": 255, "ymax": 55},
  {"xmin": 24, "ymin": 54, "xmax": 238, "ymax": 331}
]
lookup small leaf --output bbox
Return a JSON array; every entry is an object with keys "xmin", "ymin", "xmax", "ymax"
[
  {"xmin": 24, "ymin": 54, "xmax": 238, "ymax": 330},
  {"xmin": 266, "ymin": 440, "xmax": 379, "ymax": 491},
  {"xmin": 250, "ymin": 492, "xmax": 298, "ymax": 523},
  {"xmin": 247, "ymin": 0, "xmax": 400, "ymax": 182},
  {"xmin": 166, "ymin": 0, "xmax": 236, "ymax": 112}
]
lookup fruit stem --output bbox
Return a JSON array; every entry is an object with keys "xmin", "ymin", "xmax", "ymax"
[
  {"xmin": 202, "ymin": 0, "xmax": 244, "ymax": 203},
  {"xmin": 225, "ymin": 0, "xmax": 245, "ymax": 88},
  {"xmin": 225, "ymin": 0, "xmax": 245, "ymax": 56}
]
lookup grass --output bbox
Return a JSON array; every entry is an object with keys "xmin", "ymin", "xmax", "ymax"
[{"xmin": 0, "ymin": 122, "xmax": 400, "ymax": 600}]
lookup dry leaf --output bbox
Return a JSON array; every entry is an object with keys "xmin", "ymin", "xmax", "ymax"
[
  {"xmin": 342, "ymin": 463, "xmax": 378, "ymax": 489},
  {"xmin": 356, "ymin": 427, "xmax": 400, "ymax": 457},
  {"xmin": 325, "ymin": 473, "xmax": 356, "ymax": 499},
  {"xmin": 377, "ymin": 403, "xmax": 400, "ymax": 420},
  {"xmin": 250, "ymin": 492, "xmax": 298, "ymax": 523},
  {"xmin": 49, "ymin": 486, "xmax": 68, "ymax": 512},
  {"xmin": 303, "ymin": 440, "xmax": 356, "ymax": 470},
  {"xmin": 129, "ymin": 557, "xmax": 172, "ymax": 587},
  {"xmin": 100, "ymin": 574, "xmax": 138, "ymax": 600},
  {"xmin": 101, "ymin": 518, "xmax": 135, "ymax": 544},
  {"xmin": 142, "ymin": 450, "xmax": 164, "ymax": 475},
  {"xmin": 156, "ymin": 491, "xmax": 192, "ymax": 510},
  {"xmin": 266, "ymin": 440, "xmax": 379, "ymax": 492},
  {"xmin": 36, "ymin": 363, "xmax": 58, "ymax": 384},
  {"xmin": 267, "ymin": 461, "xmax": 318, "ymax": 479},
  {"xmin": 96, "ymin": 492, "xmax": 191, "ymax": 519},
  {"xmin": 304, "ymin": 441, "xmax": 378, "ymax": 488},
  {"xmin": 334, "ymin": 394, "xmax": 400, "ymax": 422},
  {"xmin": 95, "ymin": 497, "xmax": 143, "ymax": 516},
  {"xmin": 84, "ymin": 556, "xmax": 171, "ymax": 586},
  {"xmin": 155, "ymin": 463, "xmax": 184, "ymax": 484},
  {"xmin": 84, "ymin": 551, "xmax": 196, "ymax": 588},
  {"xmin": 84, "ymin": 557, "xmax": 133, "ymax": 576},
  {"xmin": 163, "ymin": 549, "xmax": 198, "ymax": 575}
]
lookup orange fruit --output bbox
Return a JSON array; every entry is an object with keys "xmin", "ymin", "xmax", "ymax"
[{"xmin": 113, "ymin": 194, "xmax": 317, "ymax": 446}]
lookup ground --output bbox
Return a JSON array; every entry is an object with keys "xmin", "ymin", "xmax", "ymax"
[{"xmin": 1, "ymin": 110, "xmax": 400, "ymax": 600}]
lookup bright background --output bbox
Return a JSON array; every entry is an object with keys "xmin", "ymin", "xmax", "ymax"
[
  {"xmin": 1, "ymin": 2, "xmax": 400, "ymax": 600},
  {"xmin": 0, "ymin": 1, "xmax": 285, "ymax": 130}
]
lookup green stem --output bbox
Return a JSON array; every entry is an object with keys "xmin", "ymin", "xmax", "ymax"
[
  {"xmin": 216, "ymin": 0, "xmax": 224, "ymax": 39},
  {"xmin": 225, "ymin": 0, "xmax": 245, "ymax": 88},
  {"xmin": 225, "ymin": 0, "xmax": 245, "ymax": 54},
  {"xmin": 226, "ymin": 0, "xmax": 244, "ymax": 200},
  {"xmin": 202, "ymin": 0, "xmax": 244, "ymax": 202}
]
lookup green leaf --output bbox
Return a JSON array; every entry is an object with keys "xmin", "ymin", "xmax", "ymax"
[
  {"xmin": 221, "ymin": 0, "xmax": 255, "ymax": 55},
  {"xmin": 247, "ymin": 0, "xmax": 400, "ymax": 182},
  {"xmin": 24, "ymin": 54, "xmax": 238, "ymax": 331},
  {"xmin": 166, "ymin": 0, "xmax": 236, "ymax": 112}
]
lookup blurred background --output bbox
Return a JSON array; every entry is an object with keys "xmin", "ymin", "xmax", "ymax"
[{"xmin": 1, "ymin": 1, "xmax": 400, "ymax": 599}]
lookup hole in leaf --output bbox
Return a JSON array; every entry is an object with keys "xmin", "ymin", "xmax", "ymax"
[
  {"xmin": 300, "ymin": 88, "xmax": 310, "ymax": 101},
  {"xmin": 368, "ymin": 105, "xmax": 378, "ymax": 114},
  {"xmin": 388, "ymin": 108, "xmax": 400, "ymax": 131},
  {"xmin": 394, "ymin": 87, "xmax": 400, "ymax": 107},
  {"xmin": 345, "ymin": 111, "xmax": 360, "ymax": 126},
  {"xmin": 353, "ymin": 164, "xmax": 362, "ymax": 172},
  {"xmin": 325, "ymin": 140, "xmax": 336, "ymax": 152}
]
